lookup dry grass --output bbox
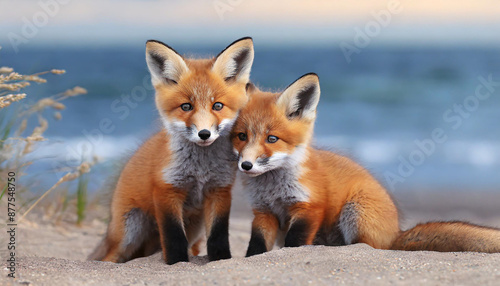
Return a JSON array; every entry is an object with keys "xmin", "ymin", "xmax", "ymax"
[{"xmin": 0, "ymin": 46, "xmax": 97, "ymax": 226}]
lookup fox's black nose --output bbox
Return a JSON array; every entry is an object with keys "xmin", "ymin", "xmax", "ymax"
[
  {"xmin": 241, "ymin": 161, "xmax": 253, "ymax": 171},
  {"xmin": 198, "ymin": 129, "xmax": 211, "ymax": 140}
]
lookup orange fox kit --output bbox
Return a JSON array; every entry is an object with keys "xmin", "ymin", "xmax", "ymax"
[
  {"xmin": 232, "ymin": 73, "xmax": 500, "ymax": 256},
  {"xmin": 89, "ymin": 37, "xmax": 254, "ymax": 264}
]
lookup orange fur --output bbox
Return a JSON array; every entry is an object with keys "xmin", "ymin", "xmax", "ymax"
[
  {"xmin": 251, "ymin": 210, "xmax": 280, "ymax": 251},
  {"xmin": 89, "ymin": 38, "xmax": 254, "ymax": 264},
  {"xmin": 392, "ymin": 222, "xmax": 500, "ymax": 252},
  {"xmin": 234, "ymin": 74, "xmax": 500, "ymax": 255}
]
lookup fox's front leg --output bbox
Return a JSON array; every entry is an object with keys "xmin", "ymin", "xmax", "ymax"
[
  {"xmin": 246, "ymin": 210, "xmax": 279, "ymax": 257},
  {"xmin": 154, "ymin": 187, "xmax": 189, "ymax": 265},
  {"xmin": 285, "ymin": 203, "xmax": 323, "ymax": 247},
  {"xmin": 204, "ymin": 185, "xmax": 232, "ymax": 261}
]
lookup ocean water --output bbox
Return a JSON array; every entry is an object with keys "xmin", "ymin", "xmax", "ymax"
[{"xmin": 2, "ymin": 45, "xmax": 500, "ymax": 193}]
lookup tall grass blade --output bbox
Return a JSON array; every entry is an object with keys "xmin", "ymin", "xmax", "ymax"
[{"xmin": 76, "ymin": 173, "xmax": 88, "ymax": 225}]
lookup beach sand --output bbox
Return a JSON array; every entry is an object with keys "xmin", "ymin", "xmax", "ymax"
[{"xmin": 3, "ymin": 188, "xmax": 500, "ymax": 285}]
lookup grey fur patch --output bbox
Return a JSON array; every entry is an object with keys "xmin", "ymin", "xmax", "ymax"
[
  {"xmin": 240, "ymin": 167, "xmax": 309, "ymax": 226},
  {"xmin": 338, "ymin": 202, "xmax": 359, "ymax": 245},
  {"xmin": 163, "ymin": 134, "xmax": 238, "ymax": 208},
  {"xmin": 122, "ymin": 208, "xmax": 156, "ymax": 257},
  {"xmin": 257, "ymin": 156, "xmax": 270, "ymax": 166}
]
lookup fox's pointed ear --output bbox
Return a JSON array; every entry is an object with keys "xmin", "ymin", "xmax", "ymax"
[
  {"xmin": 277, "ymin": 73, "xmax": 320, "ymax": 121},
  {"xmin": 212, "ymin": 37, "xmax": 254, "ymax": 83},
  {"xmin": 246, "ymin": 82, "xmax": 257, "ymax": 94},
  {"xmin": 146, "ymin": 40, "xmax": 189, "ymax": 86}
]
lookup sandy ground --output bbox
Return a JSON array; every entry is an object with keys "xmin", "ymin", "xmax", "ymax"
[{"xmin": 2, "ymin": 189, "xmax": 500, "ymax": 285}]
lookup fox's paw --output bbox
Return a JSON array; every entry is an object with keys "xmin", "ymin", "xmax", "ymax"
[
  {"xmin": 165, "ymin": 250, "xmax": 189, "ymax": 265},
  {"xmin": 207, "ymin": 239, "xmax": 231, "ymax": 261},
  {"xmin": 246, "ymin": 234, "xmax": 268, "ymax": 257}
]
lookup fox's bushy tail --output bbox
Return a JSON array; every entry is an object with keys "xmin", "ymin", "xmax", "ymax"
[{"xmin": 391, "ymin": 221, "xmax": 500, "ymax": 253}]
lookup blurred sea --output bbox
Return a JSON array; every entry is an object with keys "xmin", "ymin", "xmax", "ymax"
[{"xmin": 2, "ymin": 45, "xmax": 500, "ymax": 193}]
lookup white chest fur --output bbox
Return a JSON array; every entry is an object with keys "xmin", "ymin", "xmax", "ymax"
[
  {"xmin": 163, "ymin": 135, "xmax": 237, "ymax": 207},
  {"xmin": 240, "ymin": 167, "xmax": 309, "ymax": 225}
]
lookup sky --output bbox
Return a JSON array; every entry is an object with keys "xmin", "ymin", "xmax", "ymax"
[{"xmin": 0, "ymin": 0, "xmax": 499, "ymax": 48}]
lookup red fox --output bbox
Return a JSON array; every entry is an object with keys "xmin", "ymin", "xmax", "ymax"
[
  {"xmin": 232, "ymin": 73, "xmax": 500, "ymax": 256},
  {"xmin": 89, "ymin": 37, "xmax": 254, "ymax": 264}
]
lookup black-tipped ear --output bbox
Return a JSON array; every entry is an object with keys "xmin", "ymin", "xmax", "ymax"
[
  {"xmin": 146, "ymin": 40, "xmax": 189, "ymax": 85},
  {"xmin": 277, "ymin": 73, "xmax": 321, "ymax": 120},
  {"xmin": 246, "ymin": 82, "xmax": 256, "ymax": 93},
  {"xmin": 212, "ymin": 37, "xmax": 254, "ymax": 83}
]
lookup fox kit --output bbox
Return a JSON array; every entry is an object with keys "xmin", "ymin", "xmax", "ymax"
[
  {"xmin": 232, "ymin": 73, "xmax": 500, "ymax": 256},
  {"xmin": 89, "ymin": 37, "xmax": 254, "ymax": 265}
]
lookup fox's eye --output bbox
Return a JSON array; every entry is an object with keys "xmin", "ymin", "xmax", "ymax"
[
  {"xmin": 238, "ymin": 133, "xmax": 247, "ymax": 141},
  {"xmin": 267, "ymin": 135, "xmax": 279, "ymax": 143},
  {"xmin": 180, "ymin": 103, "xmax": 193, "ymax": 111},
  {"xmin": 213, "ymin": 102, "xmax": 224, "ymax": 111}
]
